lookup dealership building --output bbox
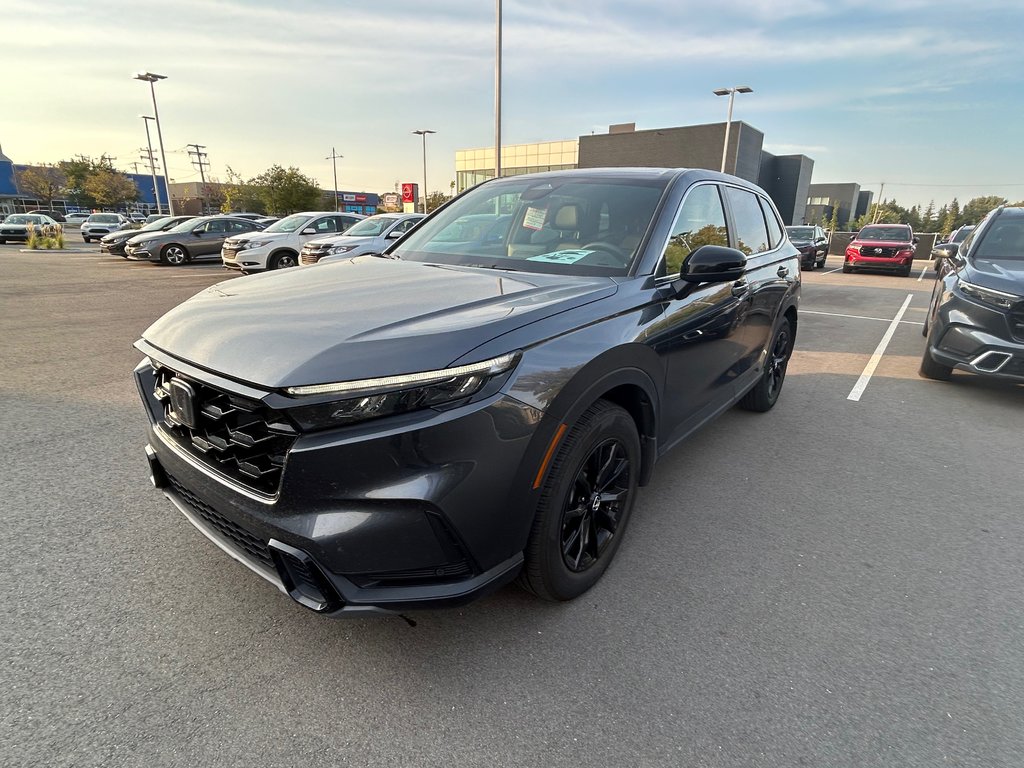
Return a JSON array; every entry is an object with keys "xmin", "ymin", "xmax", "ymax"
[{"xmin": 456, "ymin": 121, "xmax": 816, "ymax": 225}]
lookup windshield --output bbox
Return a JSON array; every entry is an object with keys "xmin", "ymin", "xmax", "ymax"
[
  {"xmin": 344, "ymin": 216, "xmax": 402, "ymax": 237},
  {"xmin": 89, "ymin": 214, "xmax": 119, "ymax": 223},
  {"xmin": 5, "ymin": 215, "xmax": 43, "ymax": 224},
  {"xmin": 786, "ymin": 227, "xmax": 814, "ymax": 240},
  {"xmin": 858, "ymin": 226, "xmax": 911, "ymax": 241},
  {"xmin": 974, "ymin": 219, "xmax": 1024, "ymax": 261},
  {"xmin": 393, "ymin": 176, "xmax": 667, "ymax": 276},
  {"xmin": 952, "ymin": 226, "xmax": 975, "ymax": 243},
  {"xmin": 263, "ymin": 214, "xmax": 312, "ymax": 233},
  {"xmin": 140, "ymin": 216, "xmax": 176, "ymax": 232}
]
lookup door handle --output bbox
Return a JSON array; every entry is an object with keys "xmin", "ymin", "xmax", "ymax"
[
  {"xmin": 777, "ymin": 265, "xmax": 789, "ymax": 278},
  {"xmin": 731, "ymin": 280, "xmax": 749, "ymax": 297}
]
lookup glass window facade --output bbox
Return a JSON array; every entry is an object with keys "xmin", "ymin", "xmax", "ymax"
[{"xmin": 455, "ymin": 140, "xmax": 579, "ymax": 193}]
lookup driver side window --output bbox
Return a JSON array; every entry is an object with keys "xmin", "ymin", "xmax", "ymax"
[{"xmin": 661, "ymin": 184, "xmax": 729, "ymax": 276}]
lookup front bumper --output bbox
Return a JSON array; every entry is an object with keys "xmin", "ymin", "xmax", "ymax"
[
  {"xmin": 222, "ymin": 245, "xmax": 270, "ymax": 271},
  {"xmin": 135, "ymin": 357, "xmax": 546, "ymax": 615},
  {"xmin": 100, "ymin": 239, "xmax": 129, "ymax": 255},
  {"xmin": 125, "ymin": 244, "xmax": 157, "ymax": 261},
  {"xmin": 845, "ymin": 253, "xmax": 913, "ymax": 272},
  {"xmin": 928, "ymin": 293, "xmax": 1024, "ymax": 382}
]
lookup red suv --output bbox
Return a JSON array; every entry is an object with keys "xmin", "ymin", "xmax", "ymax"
[{"xmin": 844, "ymin": 224, "xmax": 918, "ymax": 276}]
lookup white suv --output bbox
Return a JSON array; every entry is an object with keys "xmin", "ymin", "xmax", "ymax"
[
  {"xmin": 221, "ymin": 211, "xmax": 364, "ymax": 272},
  {"xmin": 299, "ymin": 213, "xmax": 425, "ymax": 265}
]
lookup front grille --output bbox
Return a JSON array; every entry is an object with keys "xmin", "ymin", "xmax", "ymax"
[
  {"xmin": 1009, "ymin": 302, "xmax": 1024, "ymax": 342},
  {"xmin": 153, "ymin": 366, "xmax": 297, "ymax": 495},
  {"xmin": 166, "ymin": 472, "xmax": 274, "ymax": 569},
  {"xmin": 860, "ymin": 246, "xmax": 899, "ymax": 257},
  {"xmin": 299, "ymin": 253, "xmax": 322, "ymax": 265}
]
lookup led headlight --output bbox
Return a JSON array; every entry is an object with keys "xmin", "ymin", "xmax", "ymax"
[
  {"xmin": 958, "ymin": 280, "xmax": 1018, "ymax": 310},
  {"xmin": 284, "ymin": 352, "xmax": 520, "ymax": 430},
  {"xmin": 241, "ymin": 240, "xmax": 272, "ymax": 249},
  {"xmin": 329, "ymin": 244, "xmax": 358, "ymax": 254}
]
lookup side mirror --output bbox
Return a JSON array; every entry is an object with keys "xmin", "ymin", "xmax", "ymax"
[
  {"xmin": 385, "ymin": 229, "xmax": 403, "ymax": 239},
  {"xmin": 912, "ymin": 236, "xmax": 920, "ymax": 245},
  {"xmin": 192, "ymin": 227, "xmax": 205, "ymax": 235},
  {"xmin": 680, "ymin": 244, "xmax": 747, "ymax": 284},
  {"xmin": 301, "ymin": 227, "xmax": 317, "ymax": 235}
]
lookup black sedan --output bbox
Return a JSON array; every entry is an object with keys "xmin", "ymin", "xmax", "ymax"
[
  {"xmin": 100, "ymin": 215, "xmax": 196, "ymax": 256},
  {"xmin": 134, "ymin": 168, "xmax": 801, "ymax": 616}
]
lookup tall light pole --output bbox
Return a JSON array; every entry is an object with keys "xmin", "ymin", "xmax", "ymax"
[
  {"xmin": 326, "ymin": 148, "xmax": 343, "ymax": 211},
  {"xmin": 495, "ymin": 0, "xmax": 502, "ymax": 180},
  {"xmin": 134, "ymin": 71, "xmax": 175, "ymax": 215},
  {"xmin": 412, "ymin": 130, "xmax": 436, "ymax": 213},
  {"xmin": 140, "ymin": 115, "xmax": 163, "ymax": 214},
  {"xmin": 713, "ymin": 85, "xmax": 753, "ymax": 174}
]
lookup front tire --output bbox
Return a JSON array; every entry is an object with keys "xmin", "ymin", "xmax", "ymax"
[
  {"xmin": 740, "ymin": 316, "xmax": 793, "ymax": 412},
  {"xmin": 919, "ymin": 348, "xmax": 952, "ymax": 380},
  {"xmin": 159, "ymin": 244, "xmax": 188, "ymax": 266},
  {"xmin": 83, "ymin": 236, "xmax": 91, "ymax": 243},
  {"xmin": 842, "ymin": 264, "xmax": 853, "ymax": 273},
  {"xmin": 519, "ymin": 401, "xmax": 640, "ymax": 602},
  {"xmin": 268, "ymin": 250, "xmax": 298, "ymax": 270}
]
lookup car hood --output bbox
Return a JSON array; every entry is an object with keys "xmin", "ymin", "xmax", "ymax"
[
  {"xmin": 789, "ymin": 239, "xmax": 814, "ymax": 246},
  {"xmin": 965, "ymin": 259, "xmax": 1024, "ymax": 296},
  {"xmin": 103, "ymin": 230, "xmax": 137, "ymax": 242},
  {"xmin": 140, "ymin": 257, "xmax": 617, "ymax": 389}
]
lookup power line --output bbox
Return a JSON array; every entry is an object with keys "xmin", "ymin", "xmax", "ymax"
[{"xmin": 186, "ymin": 143, "xmax": 213, "ymax": 211}]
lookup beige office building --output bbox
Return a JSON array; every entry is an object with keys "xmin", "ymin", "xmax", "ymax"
[{"xmin": 455, "ymin": 140, "xmax": 578, "ymax": 192}]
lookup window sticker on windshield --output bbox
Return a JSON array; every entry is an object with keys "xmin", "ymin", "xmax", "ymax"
[
  {"xmin": 527, "ymin": 249, "xmax": 595, "ymax": 264},
  {"xmin": 523, "ymin": 206, "xmax": 547, "ymax": 231}
]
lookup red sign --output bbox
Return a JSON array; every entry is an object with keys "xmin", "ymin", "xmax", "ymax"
[
  {"xmin": 401, "ymin": 183, "xmax": 416, "ymax": 204},
  {"xmin": 354, "ymin": 194, "xmax": 367, "ymax": 203}
]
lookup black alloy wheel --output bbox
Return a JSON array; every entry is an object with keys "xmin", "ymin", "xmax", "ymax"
[
  {"xmin": 520, "ymin": 400, "xmax": 640, "ymax": 601},
  {"xmin": 740, "ymin": 316, "xmax": 793, "ymax": 412},
  {"xmin": 560, "ymin": 438, "xmax": 631, "ymax": 573}
]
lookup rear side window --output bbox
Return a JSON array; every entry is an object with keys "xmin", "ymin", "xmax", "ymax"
[
  {"xmin": 724, "ymin": 187, "xmax": 770, "ymax": 255},
  {"xmin": 974, "ymin": 218, "xmax": 1024, "ymax": 261},
  {"xmin": 661, "ymin": 184, "xmax": 729, "ymax": 276},
  {"xmin": 759, "ymin": 196, "xmax": 784, "ymax": 249}
]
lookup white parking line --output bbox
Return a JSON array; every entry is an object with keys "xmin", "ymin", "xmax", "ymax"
[
  {"xmin": 917, "ymin": 265, "xmax": 930, "ymax": 282},
  {"xmin": 801, "ymin": 308, "xmax": 924, "ymax": 326},
  {"xmin": 846, "ymin": 293, "xmax": 914, "ymax": 402},
  {"xmin": 822, "ymin": 265, "xmax": 843, "ymax": 274}
]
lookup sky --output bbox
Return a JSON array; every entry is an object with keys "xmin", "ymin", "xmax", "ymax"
[{"xmin": 3, "ymin": 0, "xmax": 1023, "ymax": 209}]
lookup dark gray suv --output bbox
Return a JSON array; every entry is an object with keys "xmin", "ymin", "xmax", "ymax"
[
  {"xmin": 135, "ymin": 168, "xmax": 800, "ymax": 616},
  {"xmin": 922, "ymin": 206, "xmax": 1024, "ymax": 381}
]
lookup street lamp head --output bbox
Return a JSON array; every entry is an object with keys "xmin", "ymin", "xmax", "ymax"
[
  {"xmin": 133, "ymin": 71, "xmax": 167, "ymax": 82},
  {"xmin": 714, "ymin": 85, "xmax": 754, "ymax": 96},
  {"xmin": 412, "ymin": 129, "xmax": 437, "ymax": 136},
  {"xmin": 139, "ymin": 114, "xmax": 155, "ymax": 121}
]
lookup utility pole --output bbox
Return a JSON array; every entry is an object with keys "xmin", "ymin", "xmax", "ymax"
[
  {"xmin": 129, "ymin": 161, "xmax": 141, "ymax": 174},
  {"xmin": 186, "ymin": 144, "xmax": 211, "ymax": 213},
  {"xmin": 326, "ymin": 148, "xmax": 343, "ymax": 211},
  {"xmin": 871, "ymin": 182, "xmax": 886, "ymax": 223}
]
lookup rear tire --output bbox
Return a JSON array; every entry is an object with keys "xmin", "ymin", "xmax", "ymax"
[
  {"xmin": 919, "ymin": 349, "xmax": 953, "ymax": 380},
  {"xmin": 519, "ymin": 400, "xmax": 640, "ymax": 602},
  {"xmin": 740, "ymin": 316, "xmax": 793, "ymax": 412}
]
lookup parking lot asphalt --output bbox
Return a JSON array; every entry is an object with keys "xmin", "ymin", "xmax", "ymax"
[{"xmin": 2, "ymin": 247, "xmax": 1022, "ymax": 768}]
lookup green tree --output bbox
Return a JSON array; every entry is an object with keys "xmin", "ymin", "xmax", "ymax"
[
  {"xmin": 959, "ymin": 196, "xmax": 1006, "ymax": 226},
  {"xmin": 250, "ymin": 165, "xmax": 321, "ymax": 215},
  {"xmin": 83, "ymin": 168, "xmax": 138, "ymax": 208},
  {"xmin": 425, "ymin": 191, "xmax": 449, "ymax": 213},
  {"xmin": 827, "ymin": 204, "xmax": 840, "ymax": 233},
  {"xmin": 16, "ymin": 165, "xmax": 67, "ymax": 209},
  {"xmin": 940, "ymin": 198, "xmax": 960, "ymax": 236},
  {"xmin": 220, "ymin": 166, "xmax": 266, "ymax": 214},
  {"xmin": 921, "ymin": 199, "xmax": 936, "ymax": 231}
]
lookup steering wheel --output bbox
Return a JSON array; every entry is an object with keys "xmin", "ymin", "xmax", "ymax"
[{"xmin": 580, "ymin": 241, "xmax": 629, "ymax": 265}]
